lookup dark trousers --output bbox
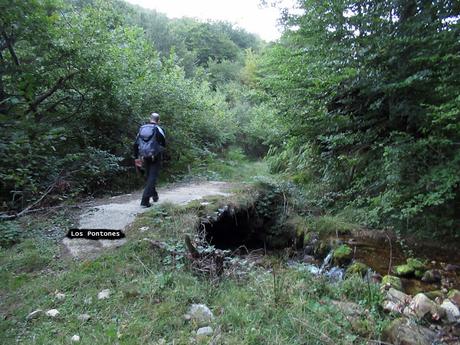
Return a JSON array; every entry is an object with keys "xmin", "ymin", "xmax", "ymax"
[{"xmin": 141, "ymin": 158, "xmax": 160, "ymax": 205}]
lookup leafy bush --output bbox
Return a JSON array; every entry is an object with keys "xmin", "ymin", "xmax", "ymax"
[{"xmin": 0, "ymin": 221, "xmax": 22, "ymax": 247}]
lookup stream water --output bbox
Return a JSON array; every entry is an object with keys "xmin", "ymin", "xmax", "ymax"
[{"xmin": 289, "ymin": 233, "xmax": 460, "ymax": 295}]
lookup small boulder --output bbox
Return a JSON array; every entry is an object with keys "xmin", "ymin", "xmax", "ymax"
[
  {"xmin": 98, "ymin": 289, "xmax": 110, "ymax": 300},
  {"xmin": 45, "ymin": 309, "xmax": 60, "ymax": 318},
  {"xmin": 188, "ymin": 304, "xmax": 214, "ymax": 326},
  {"xmin": 332, "ymin": 245, "xmax": 353, "ymax": 266},
  {"xmin": 302, "ymin": 255, "xmax": 315, "ymax": 264},
  {"xmin": 346, "ymin": 262, "xmax": 369, "ymax": 277},
  {"xmin": 71, "ymin": 335, "xmax": 80, "ymax": 342},
  {"xmin": 26, "ymin": 309, "xmax": 43, "ymax": 320},
  {"xmin": 445, "ymin": 264, "xmax": 460, "ymax": 272},
  {"xmin": 441, "ymin": 300, "xmax": 460, "ymax": 323},
  {"xmin": 407, "ymin": 293, "xmax": 445, "ymax": 321},
  {"xmin": 381, "ymin": 275, "xmax": 403, "ymax": 291},
  {"xmin": 382, "ymin": 288, "xmax": 411, "ymax": 314},
  {"xmin": 77, "ymin": 313, "xmax": 91, "ymax": 322},
  {"xmin": 196, "ymin": 326, "xmax": 213, "ymax": 338},
  {"xmin": 382, "ymin": 318, "xmax": 437, "ymax": 345},
  {"xmin": 421, "ymin": 269, "xmax": 442, "ymax": 283},
  {"xmin": 448, "ymin": 289, "xmax": 460, "ymax": 307}
]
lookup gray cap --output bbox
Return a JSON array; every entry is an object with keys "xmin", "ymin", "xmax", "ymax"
[{"xmin": 150, "ymin": 112, "xmax": 160, "ymax": 123}]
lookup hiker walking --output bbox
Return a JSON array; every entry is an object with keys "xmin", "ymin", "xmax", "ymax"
[{"xmin": 133, "ymin": 112, "xmax": 166, "ymax": 207}]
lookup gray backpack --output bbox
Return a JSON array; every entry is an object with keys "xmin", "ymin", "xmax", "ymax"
[{"xmin": 138, "ymin": 124, "xmax": 164, "ymax": 158}]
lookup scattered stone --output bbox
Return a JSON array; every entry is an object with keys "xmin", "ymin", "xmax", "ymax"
[
  {"xmin": 139, "ymin": 226, "xmax": 149, "ymax": 232},
  {"xmin": 448, "ymin": 289, "xmax": 460, "ymax": 307},
  {"xmin": 188, "ymin": 304, "xmax": 214, "ymax": 326},
  {"xmin": 332, "ymin": 245, "xmax": 353, "ymax": 266},
  {"xmin": 382, "ymin": 288, "xmax": 411, "ymax": 314},
  {"xmin": 26, "ymin": 309, "xmax": 43, "ymax": 320},
  {"xmin": 77, "ymin": 313, "xmax": 91, "ymax": 322},
  {"xmin": 71, "ymin": 335, "xmax": 80, "ymax": 342},
  {"xmin": 302, "ymin": 255, "xmax": 315, "ymax": 264},
  {"xmin": 381, "ymin": 275, "xmax": 403, "ymax": 291},
  {"xmin": 346, "ymin": 261, "xmax": 369, "ymax": 277},
  {"xmin": 55, "ymin": 292, "xmax": 66, "ymax": 301},
  {"xmin": 445, "ymin": 264, "xmax": 460, "ymax": 272},
  {"xmin": 407, "ymin": 293, "xmax": 445, "ymax": 321},
  {"xmin": 98, "ymin": 289, "xmax": 110, "ymax": 300},
  {"xmin": 45, "ymin": 309, "xmax": 60, "ymax": 318},
  {"xmin": 394, "ymin": 264, "xmax": 414, "ymax": 277},
  {"xmin": 196, "ymin": 326, "xmax": 213, "ymax": 337},
  {"xmin": 382, "ymin": 318, "xmax": 437, "ymax": 345},
  {"xmin": 184, "ymin": 314, "xmax": 191, "ymax": 321},
  {"xmin": 422, "ymin": 269, "xmax": 442, "ymax": 283},
  {"xmin": 441, "ymin": 300, "xmax": 460, "ymax": 323},
  {"xmin": 84, "ymin": 297, "xmax": 92, "ymax": 305},
  {"xmin": 425, "ymin": 290, "xmax": 444, "ymax": 300}
]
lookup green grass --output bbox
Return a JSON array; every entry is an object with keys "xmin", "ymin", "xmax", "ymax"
[
  {"xmin": 306, "ymin": 215, "xmax": 361, "ymax": 236},
  {"xmin": 187, "ymin": 147, "xmax": 271, "ymax": 183},
  {"xmin": 0, "ymin": 160, "xmax": 389, "ymax": 345}
]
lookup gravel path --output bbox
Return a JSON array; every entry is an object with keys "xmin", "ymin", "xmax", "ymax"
[{"xmin": 62, "ymin": 181, "xmax": 231, "ymax": 258}]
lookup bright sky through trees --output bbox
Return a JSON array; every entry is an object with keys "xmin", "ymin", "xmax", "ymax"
[{"xmin": 124, "ymin": 0, "xmax": 294, "ymax": 41}]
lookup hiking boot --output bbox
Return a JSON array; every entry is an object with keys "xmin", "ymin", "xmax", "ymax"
[
  {"xmin": 140, "ymin": 202, "xmax": 152, "ymax": 208},
  {"xmin": 152, "ymin": 194, "xmax": 159, "ymax": 203}
]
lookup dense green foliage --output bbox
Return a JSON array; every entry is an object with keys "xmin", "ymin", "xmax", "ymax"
[
  {"xmin": 0, "ymin": 0, "xmax": 268, "ymax": 211},
  {"xmin": 2, "ymin": 0, "xmax": 459, "ymax": 239},
  {"xmin": 260, "ymin": 0, "xmax": 460, "ymax": 237}
]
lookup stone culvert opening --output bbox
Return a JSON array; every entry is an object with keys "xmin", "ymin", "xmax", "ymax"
[{"xmin": 198, "ymin": 188, "xmax": 297, "ymax": 250}]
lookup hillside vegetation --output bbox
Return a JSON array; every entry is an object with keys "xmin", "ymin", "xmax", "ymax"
[{"xmin": 1, "ymin": 1, "xmax": 460, "ymax": 344}]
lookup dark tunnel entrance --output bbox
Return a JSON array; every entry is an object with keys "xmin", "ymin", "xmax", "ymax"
[
  {"xmin": 199, "ymin": 204, "xmax": 294, "ymax": 250},
  {"xmin": 201, "ymin": 207, "xmax": 264, "ymax": 249}
]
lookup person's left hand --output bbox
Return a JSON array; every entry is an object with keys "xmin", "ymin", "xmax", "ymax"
[{"xmin": 134, "ymin": 159, "xmax": 143, "ymax": 168}]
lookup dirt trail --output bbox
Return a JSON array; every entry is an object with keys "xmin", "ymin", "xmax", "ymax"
[{"xmin": 62, "ymin": 181, "xmax": 232, "ymax": 258}]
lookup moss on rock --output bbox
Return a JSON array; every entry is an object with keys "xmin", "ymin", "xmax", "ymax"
[
  {"xmin": 333, "ymin": 244, "xmax": 353, "ymax": 266},
  {"xmin": 346, "ymin": 261, "xmax": 369, "ymax": 277},
  {"xmin": 314, "ymin": 241, "xmax": 331, "ymax": 259},
  {"xmin": 381, "ymin": 275, "xmax": 403, "ymax": 291},
  {"xmin": 394, "ymin": 264, "xmax": 414, "ymax": 277}
]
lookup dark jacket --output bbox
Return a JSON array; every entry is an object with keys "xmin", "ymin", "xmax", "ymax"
[{"xmin": 133, "ymin": 123, "xmax": 166, "ymax": 159}]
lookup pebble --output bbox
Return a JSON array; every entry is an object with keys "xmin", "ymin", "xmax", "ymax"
[
  {"xmin": 71, "ymin": 335, "xmax": 80, "ymax": 342},
  {"xmin": 139, "ymin": 226, "xmax": 149, "ymax": 232},
  {"xmin": 26, "ymin": 309, "xmax": 43, "ymax": 320},
  {"xmin": 55, "ymin": 292, "xmax": 66, "ymax": 301},
  {"xmin": 84, "ymin": 297, "xmax": 92, "ymax": 305},
  {"xmin": 188, "ymin": 304, "xmax": 214, "ymax": 326},
  {"xmin": 98, "ymin": 289, "xmax": 110, "ymax": 300},
  {"xmin": 196, "ymin": 326, "xmax": 213, "ymax": 337},
  {"xmin": 46, "ymin": 309, "xmax": 60, "ymax": 317},
  {"xmin": 77, "ymin": 313, "xmax": 91, "ymax": 322}
]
